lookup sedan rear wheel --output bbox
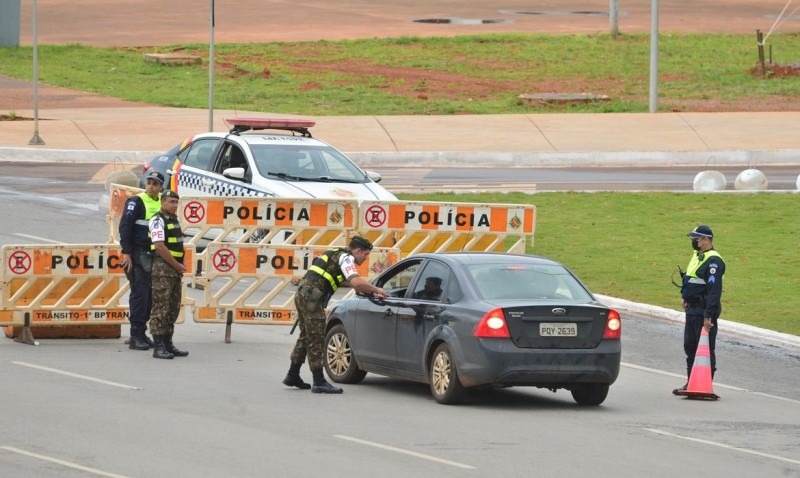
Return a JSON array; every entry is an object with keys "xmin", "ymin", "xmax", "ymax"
[
  {"xmin": 324, "ymin": 324, "xmax": 367, "ymax": 384},
  {"xmin": 570, "ymin": 383, "xmax": 609, "ymax": 406},
  {"xmin": 429, "ymin": 343, "xmax": 466, "ymax": 405}
]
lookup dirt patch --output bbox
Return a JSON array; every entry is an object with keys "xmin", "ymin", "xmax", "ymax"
[
  {"xmin": 285, "ymin": 58, "xmax": 800, "ymax": 112},
  {"xmin": 750, "ymin": 63, "xmax": 800, "ymax": 79}
]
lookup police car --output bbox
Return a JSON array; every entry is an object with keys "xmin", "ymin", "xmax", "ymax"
[{"xmin": 140, "ymin": 118, "xmax": 397, "ymax": 201}]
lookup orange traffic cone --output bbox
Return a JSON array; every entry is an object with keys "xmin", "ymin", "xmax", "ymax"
[{"xmin": 677, "ymin": 326, "xmax": 719, "ymax": 400}]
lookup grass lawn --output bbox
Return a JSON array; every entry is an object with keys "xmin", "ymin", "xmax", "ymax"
[
  {"xmin": 400, "ymin": 192, "xmax": 800, "ymax": 336},
  {"xmin": 1, "ymin": 33, "xmax": 800, "ymax": 115}
]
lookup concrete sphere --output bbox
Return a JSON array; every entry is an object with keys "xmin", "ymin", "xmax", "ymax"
[
  {"xmin": 734, "ymin": 169, "xmax": 768, "ymax": 191},
  {"xmin": 693, "ymin": 170, "xmax": 727, "ymax": 192}
]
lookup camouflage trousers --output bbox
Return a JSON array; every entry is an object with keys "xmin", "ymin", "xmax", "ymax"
[
  {"xmin": 290, "ymin": 283, "xmax": 328, "ymax": 371},
  {"xmin": 148, "ymin": 258, "xmax": 182, "ymax": 336}
]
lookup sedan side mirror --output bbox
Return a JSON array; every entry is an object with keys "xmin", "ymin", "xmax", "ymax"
[{"xmin": 365, "ymin": 170, "xmax": 383, "ymax": 183}]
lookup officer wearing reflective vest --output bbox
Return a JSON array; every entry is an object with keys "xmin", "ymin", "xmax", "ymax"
[
  {"xmin": 283, "ymin": 235, "xmax": 387, "ymax": 394},
  {"xmin": 148, "ymin": 189, "xmax": 188, "ymax": 360},
  {"xmin": 119, "ymin": 170, "xmax": 163, "ymax": 350},
  {"xmin": 673, "ymin": 225, "xmax": 726, "ymax": 395}
]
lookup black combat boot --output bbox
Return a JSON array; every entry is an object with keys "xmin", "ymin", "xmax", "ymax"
[
  {"xmin": 128, "ymin": 325, "xmax": 151, "ymax": 351},
  {"xmin": 282, "ymin": 362, "xmax": 311, "ymax": 390},
  {"xmin": 164, "ymin": 333, "xmax": 189, "ymax": 357},
  {"xmin": 152, "ymin": 335, "xmax": 175, "ymax": 359},
  {"xmin": 142, "ymin": 332, "xmax": 155, "ymax": 348},
  {"xmin": 311, "ymin": 369, "xmax": 343, "ymax": 394}
]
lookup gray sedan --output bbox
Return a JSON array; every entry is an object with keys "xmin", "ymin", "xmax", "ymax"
[{"xmin": 324, "ymin": 252, "xmax": 622, "ymax": 405}]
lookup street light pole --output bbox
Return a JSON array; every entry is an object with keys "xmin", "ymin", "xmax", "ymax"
[
  {"xmin": 29, "ymin": 0, "xmax": 45, "ymax": 145},
  {"xmin": 208, "ymin": 0, "xmax": 215, "ymax": 131},
  {"xmin": 609, "ymin": 0, "xmax": 618, "ymax": 38},
  {"xmin": 648, "ymin": 0, "xmax": 659, "ymax": 113}
]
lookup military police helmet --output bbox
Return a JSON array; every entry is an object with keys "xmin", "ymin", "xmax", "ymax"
[{"xmin": 349, "ymin": 235, "xmax": 373, "ymax": 251}]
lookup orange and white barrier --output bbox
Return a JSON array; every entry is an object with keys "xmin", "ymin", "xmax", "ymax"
[
  {"xmin": 0, "ymin": 244, "xmax": 194, "ymax": 328},
  {"xmin": 0, "ymin": 192, "xmax": 538, "ymax": 342},
  {"xmin": 357, "ymin": 200, "xmax": 536, "ymax": 256},
  {"xmin": 179, "ymin": 196, "xmax": 358, "ymax": 246},
  {"xmin": 194, "ymin": 243, "xmax": 400, "ymax": 326}
]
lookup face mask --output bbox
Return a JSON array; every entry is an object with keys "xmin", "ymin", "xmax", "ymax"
[{"xmin": 691, "ymin": 238, "xmax": 701, "ymax": 250}]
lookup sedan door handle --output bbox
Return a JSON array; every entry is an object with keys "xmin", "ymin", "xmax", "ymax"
[
  {"xmin": 423, "ymin": 314, "xmax": 435, "ymax": 320},
  {"xmin": 201, "ymin": 179, "xmax": 214, "ymax": 187}
]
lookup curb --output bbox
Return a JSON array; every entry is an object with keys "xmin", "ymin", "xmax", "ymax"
[{"xmin": 597, "ymin": 294, "xmax": 800, "ymax": 349}]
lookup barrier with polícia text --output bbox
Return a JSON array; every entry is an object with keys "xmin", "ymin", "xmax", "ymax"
[{"xmin": 0, "ymin": 244, "xmax": 194, "ymax": 327}]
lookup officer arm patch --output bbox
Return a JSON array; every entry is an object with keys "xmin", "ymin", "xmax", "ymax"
[
  {"xmin": 149, "ymin": 217, "xmax": 166, "ymax": 242},
  {"xmin": 339, "ymin": 254, "xmax": 359, "ymax": 281}
]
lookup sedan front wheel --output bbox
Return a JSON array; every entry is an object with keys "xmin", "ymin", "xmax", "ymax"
[{"xmin": 324, "ymin": 324, "xmax": 367, "ymax": 384}]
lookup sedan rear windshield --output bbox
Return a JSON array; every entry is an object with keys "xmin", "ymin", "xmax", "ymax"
[
  {"xmin": 468, "ymin": 263, "xmax": 594, "ymax": 301},
  {"xmin": 249, "ymin": 145, "xmax": 368, "ymax": 183}
]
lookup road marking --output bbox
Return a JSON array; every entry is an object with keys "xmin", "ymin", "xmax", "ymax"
[
  {"xmin": 0, "ymin": 446, "xmax": 129, "ymax": 477},
  {"xmin": 12, "ymin": 233, "xmax": 65, "ymax": 244},
  {"xmin": 334, "ymin": 435, "xmax": 476, "ymax": 470},
  {"xmin": 12, "ymin": 361, "xmax": 142, "ymax": 390},
  {"xmin": 622, "ymin": 362, "xmax": 800, "ymax": 405},
  {"xmin": 644, "ymin": 428, "xmax": 800, "ymax": 466}
]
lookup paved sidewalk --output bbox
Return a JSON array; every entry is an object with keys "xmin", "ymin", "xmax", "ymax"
[{"xmin": 1, "ymin": 107, "xmax": 799, "ymax": 168}]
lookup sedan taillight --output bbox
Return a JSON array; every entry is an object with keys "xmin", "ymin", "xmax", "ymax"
[
  {"xmin": 142, "ymin": 162, "xmax": 152, "ymax": 176},
  {"xmin": 603, "ymin": 309, "xmax": 622, "ymax": 339},
  {"xmin": 473, "ymin": 308, "xmax": 511, "ymax": 338}
]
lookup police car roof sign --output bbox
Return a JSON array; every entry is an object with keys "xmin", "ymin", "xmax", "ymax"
[{"xmin": 224, "ymin": 117, "xmax": 316, "ymax": 136}]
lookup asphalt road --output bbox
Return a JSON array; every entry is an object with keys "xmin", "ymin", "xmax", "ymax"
[
  {"xmin": 0, "ymin": 163, "xmax": 797, "ymax": 202},
  {"xmin": 0, "ymin": 162, "xmax": 799, "ymax": 477},
  {"xmin": 380, "ymin": 165, "xmax": 800, "ymax": 193}
]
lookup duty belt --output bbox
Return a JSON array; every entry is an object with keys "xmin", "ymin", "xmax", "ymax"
[{"xmin": 685, "ymin": 297, "xmax": 706, "ymax": 308}]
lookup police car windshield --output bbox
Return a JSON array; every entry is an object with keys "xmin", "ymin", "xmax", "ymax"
[{"xmin": 251, "ymin": 145, "xmax": 368, "ymax": 183}]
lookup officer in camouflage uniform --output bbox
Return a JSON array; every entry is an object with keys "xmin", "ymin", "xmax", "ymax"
[
  {"xmin": 148, "ymin": 189, "xmax": 189, "ymax": 360},
  {"xmin": 284, "ymin": 235, "xmax": 387, "ymax": 393}
]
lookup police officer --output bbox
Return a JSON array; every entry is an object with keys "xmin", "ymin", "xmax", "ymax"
[
  {"xmin": 673, "ymin": 225, "xmax": 726, "ymax": 395},
  {"xmin": 283, "ymin": 235, "xmax": 388, "ymax": 393},
  {"xmin": 119, "ymin": 171, "xmax": 163, "ymax": 350},
  {"xmin": 148, "ymin": 189, "xmax": 189, "ymax": 359}
]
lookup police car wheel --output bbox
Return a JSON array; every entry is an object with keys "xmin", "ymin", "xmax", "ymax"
[{"xmin": 324, "ymin": 324, "xmax": 367, "ymax": 384}]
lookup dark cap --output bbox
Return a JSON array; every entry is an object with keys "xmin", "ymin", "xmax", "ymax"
[
  {"xmin": 687, "ymin": 225, "xmax": 713, "ymax": 238},
  {"xmin": 161, "ymin": 189, "xmax": 180, "ymax": 200},
  {"xmin": 349, "ymin": 235, "xmax": 373, "ymax": 251},
  {"xmin": 145, "ymin": 171, "xmax": 165, "ymax": 185},
  {"xmin": 426, "ymin": 277, "xmax": 442, "ymax": 284}
]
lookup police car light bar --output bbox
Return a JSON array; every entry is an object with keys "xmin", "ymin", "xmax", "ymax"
[{"xmin": 224, "ymin": 117, "xmax": 316, "ymax": 137}]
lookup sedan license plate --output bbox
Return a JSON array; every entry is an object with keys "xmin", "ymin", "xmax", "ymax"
[{"xmin": 539, "ymin": 323, "xmax": 577, "ymax": 337}]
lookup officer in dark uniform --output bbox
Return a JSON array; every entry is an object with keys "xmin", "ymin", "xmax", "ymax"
[
  {"xmin": 148, "ymin": 189, "xmax": 188, "ymax": 359},
  {"xmin": 119, "ymin": 171, "xmax": 163, "ymax": 350},
  {"xmin": 673, "ymin": 225, "xmax": 726, "ymax": 395},
  {"xmin": 283, "ymin": 235, "xmax": 388, "ymax": 394}
]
